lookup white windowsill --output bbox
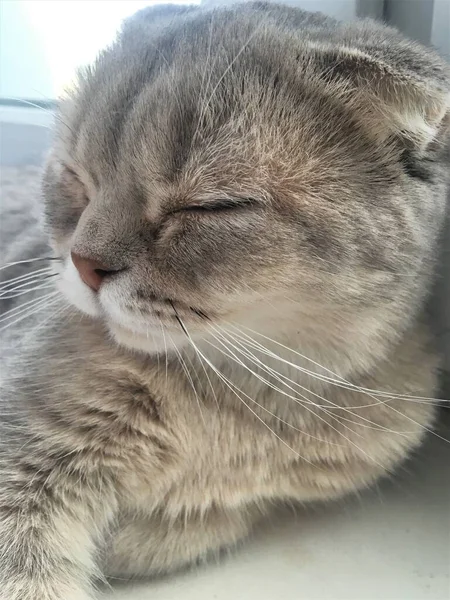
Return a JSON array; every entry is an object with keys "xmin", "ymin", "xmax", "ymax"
[{"xmin": 0, "ymin": 105, "xmax": 55, "ymax": 127}]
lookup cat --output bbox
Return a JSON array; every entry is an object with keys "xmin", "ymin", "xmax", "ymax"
[{"xmin": 0, "ymin": 3, "xmax": 449, "ymax": 599}]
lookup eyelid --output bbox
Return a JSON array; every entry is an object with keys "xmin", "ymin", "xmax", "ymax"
[
  {"xmin": 62, "ymin": 164, "xmax": 90, "ymax": 204},
  {"xmin": 63, "ymin": 164, "xmax": 81, "ymax": 180},
  {"xmin": 181, "ymin": 198, "xmax": 257, "ymax": 212}
]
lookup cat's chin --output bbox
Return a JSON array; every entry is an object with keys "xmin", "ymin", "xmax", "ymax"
[
  {"xmin": 108, "ymin": 321, "xmax": 189, "ymax": 355},
  {"xmin": 57, "ymin": 260, "xmax": 194, "ymax": 354}
]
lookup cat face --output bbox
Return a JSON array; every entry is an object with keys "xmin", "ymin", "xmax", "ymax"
[{"xmin": 43, "ymin": 4, "xmax": 449, "ymax": 356}]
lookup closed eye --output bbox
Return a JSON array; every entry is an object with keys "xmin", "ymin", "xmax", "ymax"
[
  {"xmin": 181, "ymin": 198, "xmax": 256, "ymax": 212},
  {"xmin": 63, "ymin": 164, "xmax": 83, "ymax": 183},
  {"xmin": 62, "ymin": 164, "xmax": 90, "ymax": 208}
]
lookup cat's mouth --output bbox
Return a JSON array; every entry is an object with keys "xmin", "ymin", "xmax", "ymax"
[
  {"xmin": 102, "ymin": 303, "xmax": 209, "ymax": 354},
  {"xmin": 100, "ymin": 282, "xmax": 210, "ymax": 331},
  {"xmin": 124, "ymin": 300, "xmax": 209, "ymax": 324},
  {"xmin": 103, "ymin": 298, "xmax": 207, "ymax": 334},
  {"xmin": 58, "ymin": 257, "xmax": 211, "ymax": 352}
]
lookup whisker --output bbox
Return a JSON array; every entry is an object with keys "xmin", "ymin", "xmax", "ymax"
[
  {"xmin": 0, "ymin": 281, "xmax": 57, "ymax": 300},
  {"xmin": 189, "ymin": 338, "xmax": 322, "ymax": 470},
  {"xmin": 228, "ymin": 325, "xmax": 449, "ymax": 445},
  {"xmin": 0, "ymin": 267, "xmax": 54, "ymax": 288},
  {"xmin": 181, "ymin": 347, "xmax": 207, "ymax": 396},
  {"xmin": 202, "ymin": 24, "xmax": 261, "ymax": 112},
  {"xmin": 231, "ymin": 324, "xmax": 443, "ymax": 404},
  {"xmin": 157, "ymin": 318, "xmax": 169, "ymax": 387},
  {"xmin": 190, "ymin": 344, "xmax": 221, "ymax": 412},
  {"xmin": 207, "ymin": 328, "xmax": 398, "ymax": 468},
  {"xmin": 1, "ymin": 96, "xmax": 78, "ymax": 139},
  {"xmin": 223, "ymin": 334, "xmax": 382, "ymax": 418},
  {"xmin": 0, "ymin": 296, "xmax": 62, "ymax": 332},
  {"xmin": 215, "ymin": 326, "xmax": 404, "ymax": 435},
  {"xmin": 191, "ymin": 308, "xmax": 209, "ymax": 321},
  {"xmin": 0, "ymin": 257, "xmax": 59, "ymax": 271},
  {"xmin": 191, "ymin": 14, "xmax": 220, "ymax": 147},
  {"xmin": 0, "ymin": 292, "xmax": 60, "ymax": 323},
  {"xmin": 189, "ymin": 350, "xmax": 315, "ymax": 458},
  {"xmin": 168, "ymin": 331, "xmax": 206, "ymax": 426},
  {"xmin": 192, "ymin": 20, "xmax": 263, "ymax": 147},
  {"xmin": 211, "ymin": 330, "xmax": 366, "ymax": 440},
  {"xmin": 210, "ymin": 331, "xmax": 318, "ymax": 406},
  {"xmin": 182, "ymin": 326, "xmax": 322, "ymax": 466},
  {"xmin": 223, "ymin": 328, "xmax": 439, "ymax": 443},
  {"xmin": 205, "ymin": 335, "xmax": 348, "ymax": 446},
  {"xmin": 20, "ymin": 301, "xmax": 71, "ymax": 344},
  {"xmin": 1, "ymin": 96, "xmax": 55, "ymax": 114},
  {"xmin": 0, "ymin": 274, "xmax": 58, "ymax": 297}
]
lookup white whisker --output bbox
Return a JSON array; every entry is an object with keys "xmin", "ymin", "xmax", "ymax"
[
  {"xmin": 233, "ymin": 324, "xmax": 443, "ymax": 404},
  {"xmin": 182, "ymin": 348, "xmax": 207, "ymax": 397},
  {"xmin": 0, "ymin": 296, "xmax": 62, "ymax": 332},
  {"xmin": 178, "ymin": 317, "xmax": 341, "ymax": 459},
  {"xmin": 190, "ymin": 342, "xmax": 221, "ymax": 412},
  {"xmin": 183, "ymin": 327, "xmax": 322, "ymax": 466},
  {"xmin": 0, "ymin": 267, "xmax": 54, "ymax": 289},
  {"xmin": 0, "ymin": 282, "xmax": 57, "ymax": 300},
  {"xmin": 206, "ymin": 328, "xmax": 397, "ymax": 469},
  {"xmin": 222, "ymin": 328, "xmax": 438, "ymax": 445},
  {"xmin": 0, "ymin": 292, "xmax": 60, "ymax": 323},
  {"xmin": 0, "ymin": 274, "xmax": 57, "ymax": 297},
  {"xmin": 192, "ymin": 20, "xmax": 263, "ymax": 147},
  {"xmin": 21, "ymin": 301, "xmax": 70, "ymax": 344},
  {"xmin": 205, "ymin": 335, "xmax": 347, "ymax": 446},
  {"xmin": 215, "ymin": 326, "xmax": 404, "ymax": 436},
  {"xmin": 168, "ymin": 332, "xmax": 206, "ymax": 426},
  {"xmin": 227, "ymin": 325, "xmax": 449, "ymax": 445},
  {"xmin": 158, "ymin": 319, "xmax": 169, "ymax": 387},
  {"xmin": 0, "ymin": 257, "xmax": 58, "ymax": 271}
]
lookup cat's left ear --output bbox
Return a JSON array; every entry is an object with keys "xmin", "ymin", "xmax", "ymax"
[{"xmin": 308, "ymin": 42, "xmax": 450, "ymax": 154}]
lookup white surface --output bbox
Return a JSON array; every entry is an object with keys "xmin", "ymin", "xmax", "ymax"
[
  {"xmin": 105, "ymin": 426, "xmax": 450, "ymax": 600},
  {"xmin": 0, "ymin": 105, "xmax": 55, "ymax": 127}
]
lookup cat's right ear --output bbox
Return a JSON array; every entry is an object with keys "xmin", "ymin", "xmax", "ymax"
[{"xmin": 306, "ymin": 39, "xmax": 450, "ymax": 155}]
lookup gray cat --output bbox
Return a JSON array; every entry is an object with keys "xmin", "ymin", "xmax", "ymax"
[{"xmin": 0, "ymin": 3, "xmax": 449, "ymax": 599}]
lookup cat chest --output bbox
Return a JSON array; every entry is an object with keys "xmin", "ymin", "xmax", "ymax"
[{"xmin": 115, "ymin": 402, "xmax": 309, "ymax": 515}]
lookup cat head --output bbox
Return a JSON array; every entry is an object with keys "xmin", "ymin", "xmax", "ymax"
[{"xmin": 43, "ymin": 3, "xmax": 449, "ymax": 359}]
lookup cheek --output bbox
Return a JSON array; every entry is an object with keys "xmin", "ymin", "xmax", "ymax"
[
  {"xmin": 43, "ymin": 173, "xmax": 88, "ymax": 243},
  {"xmin": 57, "ymin": 259, "xmax": 100, "ymax": 317},
  {"xmin": 158, "ymin": 215, "xmax": 279, "ymax": 289},
  {"xmin": 45, "ymin": 202, "xmax": 83, "ymax": 246}
]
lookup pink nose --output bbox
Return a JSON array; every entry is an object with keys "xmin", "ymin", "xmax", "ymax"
[{"xmin": 71, "ymin": 251, "xmax": 118, "ymax": 292}]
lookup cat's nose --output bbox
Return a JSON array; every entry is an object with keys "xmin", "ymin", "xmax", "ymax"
[{"xmin": 71, "ymin": 251, "xmax": 123, "ymax": 292}]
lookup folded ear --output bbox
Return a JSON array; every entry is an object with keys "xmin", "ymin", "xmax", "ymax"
[{"xmin": 307, "ymin": 42, "xmax": 450, "ymax": 154}]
